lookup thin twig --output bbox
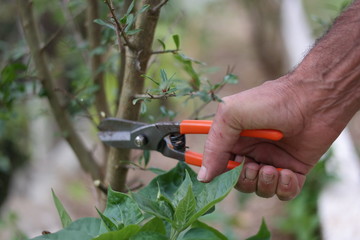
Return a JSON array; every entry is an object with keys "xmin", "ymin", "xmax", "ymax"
[
  {"xmin": 104, "ymin": 0, "xmax": 134, "ymax": 49},
  {"xmin": 151, "ymin": 49, "xmax": 179, "ymax": 55},
  {"xmin": 134, "ymin": 92, "xmax": 177, "ymax": 99},
  {"xmin": 152, "ymin": 0, "xmax": 169, "ymax": 12}
]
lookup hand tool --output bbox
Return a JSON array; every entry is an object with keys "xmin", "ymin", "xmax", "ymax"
[{"xmin": 98, "ymin": 118, "xmax": 283, "ymax": 169}]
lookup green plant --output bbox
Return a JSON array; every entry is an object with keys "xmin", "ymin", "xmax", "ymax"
[{"xmin": 30, "ymin": 164, "xmax": 270, "ymax": 240}]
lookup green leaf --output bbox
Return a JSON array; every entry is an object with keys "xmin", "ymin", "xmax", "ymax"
[
  {"xmin": 181, "ymin": 227, "xmax": 224, "ymax": 240},
  {"xmin": 30, "ymin": 218, "xmax": 101, "ymax": 240},
  {"xmin": 139, "ymin": 4, "xmax": 150, "ymax": 13},
  {"xmin": 51, "ymin": 189, "xmax": 72, "ymax": 228},
  {"xmin": 173, "ymin": 175, "xmax": 196, "ymax": 230},
  {"xmin": 127, "ymin": 0, "xmax": 136, "ymax": 15},
  {"xmin": 140, "ymin": 217, "xmax": 166, "ymax": 235},
  {"xmin": 246, "ymin": 219, "xmax": 271, "ymax": 240},
  {"xmin": 130, "ymin": 232, "xmax": 168, "ymax": 240},
  {"xmin": 100, "ymin": 187, "xmax": 143, "ymax": 233},
  {"xmin": 94, "ymin": 225, "xmax": 140, "ymax": 240},
  {"xmin": 143, "ymin": 150, "xmax": 150, "ymax": 167},
  {"xmin": 188, "ymin": 166, "xmax": 242, "ymax": 224},
  {"xmin": 223, "ymin": 74, "xmax": 238, "ymax": 84},
  {"xmin": 174, "ymin": 53, "xmax": 201, "ymax": 90},
  {"xmin": 147, "ymin": 167, "xmax": 167, "ymax": 175},
  {"xmin": 172, "ymin": 34, "xmax": 180, "ymax": 50},
  {"xmin": 157, "ymin": 39, "xmax": 166, "ymax": 50},
  {"xmin": 93, "ymin": 19, "xmax": 115, "ymax": 31},
  {"xmin": 126, "ymin": 29, "xmax": 142, "ymax": 35},
  {"xmin": 191, "ymin": 221, "xmax": 227, "ymax": 240},
  {"xmin": 96, "ymin": 208, "xmax": 118, "ymax": 232}
]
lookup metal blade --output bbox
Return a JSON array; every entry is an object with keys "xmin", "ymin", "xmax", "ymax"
[{"xmin": 98, "ymin": 131, "xmax": 133, "ymax": 149}]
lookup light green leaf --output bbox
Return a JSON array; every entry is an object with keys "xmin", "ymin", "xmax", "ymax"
[
  {"xmin": 147, "ymin": 167, "xmax": 166, "ymax": 175},
  {"xmin": 246, "ymin": 219, "xmax": 271, "ymax": 240},
  {"xmin": 126, "ymin": 29, "xmax": 142, "ymax": 35},
  {"xmin": 93, "ymin": 19, "xmax": 115, "ymax": 31},
  {"xmin": 51, "ymin": 189, "xmax": 72, "ymax": 228},
  {"xmin": 30, "ymin": 218, "xmax": 101, "ymax": 240},
  {"xmin": 100, "ymin": 187, "xmax": 143, "ymax": 233},
  {"xmin": 94, "ymin": 225, "xmax": 140, "ymax": 240},
  {"xmin": 172, "ymin": 34, "xmax": 180, "ymax": 50},
  {"xmin": 127, "ymin": 0, "xmax": 136, "ymax": 15},
  {"xmin": 139, "ymin": 4, "xmax": 150, "ymax": 13},
  {"xmin": 223, "ymin": 74, "xmax": 238, "ymax": 84}
]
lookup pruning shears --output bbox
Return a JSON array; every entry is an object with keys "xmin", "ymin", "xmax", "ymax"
[{"xmin": 98, "ymin": 118, "xmax": 283, "ymax": 169}]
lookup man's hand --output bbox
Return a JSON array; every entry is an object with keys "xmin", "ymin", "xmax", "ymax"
[{"xmin": 199, "ymin": 77, "xmax": 345, "ymax": 200}]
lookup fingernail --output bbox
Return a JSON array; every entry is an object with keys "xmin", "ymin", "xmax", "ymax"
[
  {"xmin": 197, "ymin": 166, "xmax": 207, "ymax": 182},
  {"xmin": 280, "ymin": 174, "xmax": 291, "ymax": 185},
  {"xmin": 245, "ymin": 168, "xmax": 257, "ymax": 180},
  {"xmin": 262, "ymin": 173, "xmax": 274, "ymax": 183}
]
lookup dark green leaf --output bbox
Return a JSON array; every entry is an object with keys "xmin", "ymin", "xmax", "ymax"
[
  {"xmin": 130, "ymin": 232, "xmax": 168, "ymax": 240},
  {"xmin": 51, "ymin": 189, "xmax": 72, "ymax": 228},
  {"xmin": 191, "ymin": 221, "xmax": 227, "ymax": 240},
  {"xmin": 94, "ymin": 225, "xmax": 140, "ymax": 240},
  {"xmin": 174, "ymin": 53, "xmax": 201, "ymax": 90},
  {"xmin": 172, "ymin": 34, "xmax": 180, "ymax": 50},
  {"xmin": 30, "ymin": 218, "xmax": 101, "ymax": 240},
  {"xmin": 96, "ymin": 208, "xmax": 118, "ymax": 232},
  {"xmin": 181, "ymin": 227, "xmax": 224, "ymax": 240},
  {"xmin": 157, "ymin": 39, "xmax": 166, "ymax": 50},
  {"xmin": 126, "ymin": 29, "xmax": 142, "ymax": 35},
  {"xmin": 101, "ymin": 187, "xmax": 143, "ymax": 231},
  {"xmin": 93, "ymin": 19, "xmax": 115, "ymax": 31},
  {"xmin": 246, "ymin": 219, "xmax": 271, "ymax": 240},
  {"xmin": 143, "ymin": 150, "xmax": 150, "ymax": 167}
]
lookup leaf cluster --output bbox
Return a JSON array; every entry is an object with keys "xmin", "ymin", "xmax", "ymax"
[{"xmin": 30, "ymin": 163, "xmax": 270, "ymax": 240}]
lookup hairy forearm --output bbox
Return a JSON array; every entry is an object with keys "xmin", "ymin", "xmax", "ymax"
[{"xmin": 292, "ymin": 0, "xmax": 360, "ymax": 128}]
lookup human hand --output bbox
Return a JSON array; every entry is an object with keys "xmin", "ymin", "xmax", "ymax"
[{"xmin": 199, "ymin": 76, "xmax": 345, "ymax": 200}]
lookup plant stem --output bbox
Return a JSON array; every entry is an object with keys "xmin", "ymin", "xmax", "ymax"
[
  {"xmin": 105, "ymin": 0, "xmax": 164, "ymax": 192},
  {"xmin": 170, "ymin": 228, "xmax": 180, "ymax": 240}
]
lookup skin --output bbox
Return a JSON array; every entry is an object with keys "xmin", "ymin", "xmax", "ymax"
[{"xmin": 199, "ymin": 0, "xmax": 360, "ymax": 200}]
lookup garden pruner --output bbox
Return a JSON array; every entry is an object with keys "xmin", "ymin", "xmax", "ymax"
[{"xmin": 98, "ymin": 118, "xmax": 283, "ymax": 169}]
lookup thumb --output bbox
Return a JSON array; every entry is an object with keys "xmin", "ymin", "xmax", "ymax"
[{"xmin": 199, "ymin": 96, "xmax": 242, "ymax": 182}]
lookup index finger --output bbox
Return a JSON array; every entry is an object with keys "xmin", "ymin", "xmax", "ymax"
[{"xmin": 199, "ymin": 97, "xmax": 242, "ymax": 182}]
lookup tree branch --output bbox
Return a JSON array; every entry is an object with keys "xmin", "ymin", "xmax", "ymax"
[
  {"xmin": 105, "ymin": 0, "xmax": 163, "ymax": 192},
  {"xmin": 87, "ymin": 0, "xmax": 110, "ymax": 117},
  {"xmin": 18, "ymin": 0, "xmax": 101, "ymax": 181},
  {"xmin": 152, "ymin": 0, "xmax": 169, "ymax": 12},
  {"xmin": 151, "ymin": 49, "xmax": 179, "ymax": 54}
]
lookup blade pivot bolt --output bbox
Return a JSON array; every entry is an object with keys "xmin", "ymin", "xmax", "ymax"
[{"xmin": 134, "ymin": 135, "xmax": 147, "ymax": 147}]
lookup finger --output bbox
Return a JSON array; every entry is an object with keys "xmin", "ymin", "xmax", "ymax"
[
  {"xmin": 235, "ymin": 156, "xmax": 260, "ymax": 193},
  {"xmin": 256, "ymin": 165, "xmax": 279, "ymax": 198},
  {"xmin": 276, "ymin": 169, "xmax": 305, "ymax": 201},
  {"xmin": 199, "ymin": 96, "xmax": 242, "ymax": 182}
]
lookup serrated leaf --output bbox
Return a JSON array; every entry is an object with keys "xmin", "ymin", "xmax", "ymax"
[
  {"xmin": 100, "ymin": 187, "xmax": 143, "ymax": 234},
  {"xmin": 51, "ymin": 189, "xmax": 72, "ymax": 228},
  {"xmin": 30, "ymin": 218, "xmax": 101, "ymax": 240},
  {"xmin": 93, "ymin": 19, "xmax": 115, "ymax": 30},
  {"xmin": 157, "ymin": 39, "xmax": 166, "ymax": 50},
  {"xmin": 94, "ymin": 225, "xmax": 140, "ymax": 240},
  {"xmin": 173, "ymin": 34, "xmax": 180, "ymax": 50},
  {"xmin": 246, "ymin": 219, "xmax": 271, "ymax": 240}
]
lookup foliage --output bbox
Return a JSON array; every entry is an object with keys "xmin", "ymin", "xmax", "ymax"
[
  {"xmin": 277, "ymin": 151, "xmax": 334, "ymax": 240},
  {"xmin": 29, "ymin": 163, "xmax": 270, "ymax": 240}
]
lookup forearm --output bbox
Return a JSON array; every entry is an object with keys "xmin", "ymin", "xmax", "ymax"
[{"xmin": 291, "ymin": 0, "xmax": 360, "ymax": 128}]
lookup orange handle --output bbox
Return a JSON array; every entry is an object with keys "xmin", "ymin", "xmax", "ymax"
[
  {"xmin": 185, "ymin": 151, "xmax": 240, "ymax": 169},
  {"xmin": 180, "ymin": 120, "xmax": 283, "ymax": 141},
  {"xmin": 185, "ymin": 151, "xmax": 283, "ymax": 171}
]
